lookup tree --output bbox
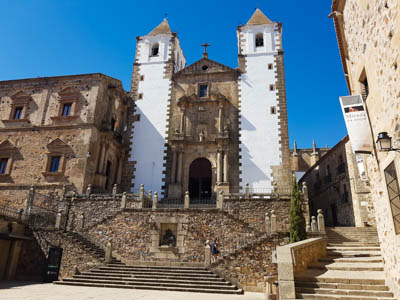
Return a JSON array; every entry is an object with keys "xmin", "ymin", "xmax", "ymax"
[{"xmin": 289, "ymin": 174, "xmax": 307, "ymax": 243}]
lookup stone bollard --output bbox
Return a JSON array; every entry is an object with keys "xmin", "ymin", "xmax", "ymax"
[
  {"xmin": 61, "ymin": 185, "xmax": 67, "ymax": 201},
  {"xmin": 217, "ymin": 191, "xmax": 224, "ymax": 209},
  {"xmin": 270, "ymin": 210, "xmax": 277, "ymax": 233},
  {"xmin": 204, "ymin": 243, "xmax": 211, "ymax": 266},
  {"xmin": 112, "ymin": 184, "xmax": 118, "ymax": 199},
  {"xmin": 79, "ymin": 213, "xmax": 85, "ymax": 230},
  {"xmin": 105, "ymin": 241, "xmax": 112, "ymax": 263},
  {"xmin": 317, "ymin": 209, "xmax": 325, "ymax": 233},
  {"xmin": 184, "ymin": 191, "xmax": 190, "ymax": 209},
  {"xmin": 139, "ymin": 184, "xmax": 145, "ymax": 201},
  {"xmin": 265, "ymin": 213, "xmax": 271, "ymax": 234},
  {"xmin": 55, "ymin": 212, "xmax": 62, "ymax": 230},
  {"xmin": 86, "ymin": 184, "xmax": 92, "ymax": 196},
  {"xmin": 121, "ymin": 192, "xmax": 127, "ymax": 209},
  {"xmin": 245, "ymin": 183, "xmax": 250, "ymax": 199},
  {"xmin": 306, "ymin": 218, "xmax": 311, "ymax": 232},
  {"xmin": 311, "ymin": 216, "xmax": 317, "ymax": 232},
  {"xmin": 152, "ymin": 192, "xmax": 158, "ymax": 210}
]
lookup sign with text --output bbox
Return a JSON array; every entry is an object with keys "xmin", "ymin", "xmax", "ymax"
[{"xmin": 339, "ymin": 95, "xmax": 373, "ymax": 153}]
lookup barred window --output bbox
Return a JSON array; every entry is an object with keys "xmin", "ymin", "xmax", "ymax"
[{"xmin": 384, "ymin": 162, "xmax": 400, "ymax": 234}]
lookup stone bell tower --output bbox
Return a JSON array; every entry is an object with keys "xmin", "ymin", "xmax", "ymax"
[
  {"xmin": 237, "ymin": 9, "xmax": 291, "ymax": 191},
  {"xmin": 128, "ymin": 19, "xmax": 186, "ymax": 194}
]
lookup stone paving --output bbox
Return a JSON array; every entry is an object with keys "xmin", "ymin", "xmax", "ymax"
[{"xmin": 0, "ymin": 282, "xmax": 266, "ymax": 300}]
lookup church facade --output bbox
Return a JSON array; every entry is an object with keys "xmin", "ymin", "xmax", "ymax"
[{"xmin": 128, "ymin": 9, "xmax": 291, "ymax": 199}]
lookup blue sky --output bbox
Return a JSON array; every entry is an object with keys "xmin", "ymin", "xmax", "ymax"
[{"xmin": 0, "ymin": 0, "xmax": 348, "ymax": 149}]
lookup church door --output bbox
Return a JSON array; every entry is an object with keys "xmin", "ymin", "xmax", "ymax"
[{"xmin": 189, "ymin": 158, "xmax": 212, "ymax": 200}]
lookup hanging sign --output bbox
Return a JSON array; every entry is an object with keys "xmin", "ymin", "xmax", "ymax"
[{"xmin": 339, "ymin": 95, "xmax": 373, "ymax": 153}]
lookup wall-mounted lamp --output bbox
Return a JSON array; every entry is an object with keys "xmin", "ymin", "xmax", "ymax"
[
  {"xmin": 376, "ymin": 132, "xmax": 400, "ymax": 152},
  {"xmin": 86, "ymin": 151, "xmax": 91, "ymax": 159}
]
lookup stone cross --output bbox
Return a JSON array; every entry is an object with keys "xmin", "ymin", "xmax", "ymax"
[{"xmin": 200, "ymin": 42, "xmax": 211, "ymax": 57}]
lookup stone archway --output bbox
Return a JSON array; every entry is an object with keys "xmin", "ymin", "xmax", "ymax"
[{"xmin": 189, "ymin": 158, "xmax": 212, "ymax": 200}]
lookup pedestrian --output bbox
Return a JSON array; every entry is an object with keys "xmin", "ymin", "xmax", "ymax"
[{"xmin": 211, "ymin": 238, "xmax": 220, "ymax": 262}]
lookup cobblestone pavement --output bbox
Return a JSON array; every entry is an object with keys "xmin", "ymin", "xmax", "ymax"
[{"xmin": 0, "ymin": 282, "xmax": 267, "ymax": 300}]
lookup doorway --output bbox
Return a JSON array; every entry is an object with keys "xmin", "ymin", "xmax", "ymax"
[{"xmin": 189, "ymin": 158, "xmax": 212, "ymax": 200}]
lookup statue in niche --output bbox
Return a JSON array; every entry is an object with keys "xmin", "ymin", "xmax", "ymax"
[
  {"xmin": 223, "ymin": 125, "xmax": 229, "ymax": 135},
  {"xmin": 160, "ymin": 228, "xmax": 176, "ymax": 247},
  {"xmin": 199, "ymin": 130, "xmax": 205, "ymax": 142}
]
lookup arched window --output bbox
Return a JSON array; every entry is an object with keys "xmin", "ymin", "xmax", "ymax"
[
  {"xmin": 151, "ymin": 43, "xmax": 159, "ymax": 56},
  {"xmin": 255, "ymin": 33, "xmax": 264, "ymax": 47}
]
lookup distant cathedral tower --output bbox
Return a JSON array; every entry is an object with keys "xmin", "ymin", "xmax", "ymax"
[{"xmin": 128, "ymin": 9, "xmax": 291, "ymax": 198}]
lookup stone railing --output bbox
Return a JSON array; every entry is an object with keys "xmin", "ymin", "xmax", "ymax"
[
  {"xmin": 306, "ymin": 209, "xmax": 326, "ymax": 235},
  {"xmin": 276, "ymin": 237, "xmax": 327, "ymax": 300}
]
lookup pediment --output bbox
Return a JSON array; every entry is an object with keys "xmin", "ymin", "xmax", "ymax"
[
  {"xmin": 0, "ymin": 140, "xmax": 16, "ymax": 152},
  {"xmin": 47, "ymin": 138, "xmax": 70, "ymax": 151},
  {"xmin": 10, "ymin": 90, "xmax": 32, "ymax": 103},
  {"xmin": 175, "ymin": 57, "xmax": 237, "ymax": 76},
  {"xmin": 58, "ymin": 87, "xmax": 80, "ymax": 101}
]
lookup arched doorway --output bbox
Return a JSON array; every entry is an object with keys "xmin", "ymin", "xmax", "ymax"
[{"xmin": 189, "ymin": 158, "xmax": 212, "ymax": 200}]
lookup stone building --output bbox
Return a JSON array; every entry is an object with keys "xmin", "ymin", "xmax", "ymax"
[
  {"xmin": 331, "ymin": 0, "xmax": 400, "ymax": 297},
  {"xmin": 0, "ymin": 73, "xmax": 130, "ymax": 208},
  {"xmin": 128, "ymin": 9, "xmax": 291, "ymax": 199},
  {"xmin": 299, "ymin": 135, "xmax": 374, "ymax": 227},
  {"xmin": 290, "ymin": 140, "xmax": 330, "ymax": 175}
]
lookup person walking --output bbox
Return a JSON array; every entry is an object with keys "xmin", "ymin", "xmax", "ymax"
[{"xmin": 211, "ymin": 238, "xmax": 220, "ymax": 262}]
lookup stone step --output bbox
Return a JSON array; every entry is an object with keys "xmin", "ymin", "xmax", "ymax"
[
  {"xmin": 308, "ymin": 262, "xmax": 384, "ymax": 272},
  {"xmin": 97, "ymin": 266, "xmax": 212, "ymax": 274},
  {"xmin": 319, "ymin": 257, "xmax": 383, "ymax": 263},
  {"xmin": 296, "ymin": 287, "xmax": 394, "ymax": 298},
  {"xmin": 295, "ymin": 281, "xmax": 390, "ymax": 291},
  {"xmin": 104, "ymin": 264, "xmax": 207, "ymax": 271},
  {"xmin": 73, "ymin": 274, "xmax": 230, "ymax": 285},
  {"xmin": 327, "ymin": 247, "xmax": 381, "ymax": 251},
  {"xmin": 327, "ymin": 251, "xmax": 382, "ymax": 258},
  {"xmin": 90, "ymin": 269, "xmax": 219, "ymax": 278},
  {"xmin": 80, "ymin": 271, "xmax": 224, "ymax": 282},
  {"xmin": 294, "ymin": 269, "xmax": 386, "ymax": 285},
  {"xmin": 296, "ymin": 292, "xmax": 394, "ymax": 299},
  {"xmin": 54, "ymin": 281, "xmax": 244, "ymax": 294},
  {"xmin": 327, "ymin": 243, "xmax": 380, "ymax": 247},
  {"xmin": 62, "ymin": 277, "xmax": 237, "ymax": 290}
]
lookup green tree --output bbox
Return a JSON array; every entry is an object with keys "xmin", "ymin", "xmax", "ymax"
[{"xmin": 289, "ymin": 175, "xmax": 307, "ymax": 243}]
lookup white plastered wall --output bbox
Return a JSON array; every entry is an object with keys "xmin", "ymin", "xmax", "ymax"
[
  {"xmin": 130, "ymin": 35, "xmax": 172, "ymax": 194},
  {"xmin": 239, "ymin": 24, "xmax": 282, "ymax": 190}
]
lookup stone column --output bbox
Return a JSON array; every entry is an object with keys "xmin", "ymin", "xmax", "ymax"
[
  {"xmin": 317, "ymin": 209, "xmax": 325, "ymax": 233},
  {"xmin": 171, "ymin": 147, "xmax": 177, "ymax": 183},
  {"xmin": 184, "ymin": 191, "xmax": 190, "ymax": 209},
  {"xmin": 105, "ymin": 242, "xmax": 112, "ymax": 263},
  {"xmin": 270, "ymin": 210, "xmax": 277, "ymax": 233},
  {"xmin": 218, "ymin": 104, "xmax": 223, "ymax": 133},
  {"xmin": 177, "ymin": 149, "xmax": 183, "ymax": 183},
  {"xmin": 217, "ymin": 150, "xmax": 222, "ymax": 183},
  {"xmin": 223, "ymin": 151, "xmax": 228, "ymax": 182},
  {"xmin": 152, "ymin": 192, "xmax": 158, "ymax": 211},
  {"xmin": 204, "ymin": 244, "xmax": 211, "ymax": 266},
  {"xmin": 180, "ymin": 107, "xmax": 185, "ymax": 134}
]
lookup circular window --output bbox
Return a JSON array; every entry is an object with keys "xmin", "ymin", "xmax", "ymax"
[{"xmin": 202, "ymin": 65, "xmax": 208, "ymax": 71}]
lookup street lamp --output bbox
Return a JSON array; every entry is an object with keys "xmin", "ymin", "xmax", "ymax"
[{"xmin": 376, "ymin": 132, "xmax": 400, "ymax": 151}]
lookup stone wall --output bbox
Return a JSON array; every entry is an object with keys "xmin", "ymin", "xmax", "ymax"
[
  {"xmin": 213, "ymin": 233, "xmax": 288, "ymax": 292},
  {"xmin": 333, "ymin": 0, "xmax": 400, "ymax": 297}
]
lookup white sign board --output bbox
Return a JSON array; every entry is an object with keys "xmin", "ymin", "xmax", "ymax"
[{"xmin": 339, "ymin": 95, "xmax": 373, "ymax": 153}]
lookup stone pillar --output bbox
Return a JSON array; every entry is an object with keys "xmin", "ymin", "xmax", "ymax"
[
  {"xmin": 217, "ymin": 191, "xmax": 224, "ymax": 209},
  {"xmin": 218, "ymin": 104, "xmax": 223, "ymax": 133},
  {"xmin": 217, "ymin": 150, "xmax": 222, "ymax": 183},
  {"xmin": 61, "ymin": 185, "xmax": 67, "ymax": 201},
  {"xmin": 265, "ymin": 213, "xmax": 271, "ymax": 234},
  {"xmin": 204, "ymin": 244, "xmax": 211, "ymax": 266},
  {"xmin": 26, "ymin": 185, "xmax": 35, "ymax": 215},
  {"xmin": 171, "ymin": 148, "xmax": 177, "ymax": 183},
  {"xmin": 184, "ymin": 191, "xmax": 190, "ymax": 209},
  {"xmin": 317, "ymin": 209, "xmax": 325, "ymax": 233},
  {"xmin": 306, "ymin": 218, "xmax": 311, "ymax": 232},
  {"xmin": 152, "ymin": 192, "xmax": 158, "ymax": 210},
  {"xmin": 121, "ymin": 192, "xmax": 127, "ymax": 209},
  {"xmin": 112, "ymin": 184, "xmax": 118, "ymax": 199},
  {"xmin": 78, "ymin": 213, "xmax": 85, "ymax": 230},
  {"xmin": 270, "ymin": 210, "xmax": 277, "ymax": 233},
  {"xmin": 105, "ymin": 241, "xmax": 112, "ymax": 263},
  {"xmin": 180, "ymin": 107, "xmax": 185, "ymax": 134},
  {"xmin": 177, "ymin": 149, "xmax": 183, "ymax": 183},
  {"xmin": 223, "ymin": 152, "xmax": 228, "ymax": 182},
  {"xmin": 139, "ymin": 184, "xmax": 144, "ymax": 200},
  {"xmin": 55, "ymin": 212, "xmax": 62, "ymax": 230},
  {"xmin": 86, "ymin": 184, "xmax": 92, "ymax": 196},
  {"xmin": 245, "ymin": 183, "xmax": 250, "ymax": 198},
  {"xmin": 311, "ymin": 216, "xmax": 317, "ymax": 232}
]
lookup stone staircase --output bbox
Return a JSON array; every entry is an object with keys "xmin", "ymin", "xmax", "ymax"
[
  {"xmin": 63, "ymin": 231, "xmax": 110, "ymax": 261},
  {"xmin": 294, "ymin": 227, "xmax": 395, "ymax": 299},
  {"xmin": 54, "ymin": 261, "xmax": 243, "ymax": 294}
]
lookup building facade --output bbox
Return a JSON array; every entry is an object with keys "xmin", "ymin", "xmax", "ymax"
[
  {"xmin": 300, "ymin": 136, "xmax": 374, "ymax": 227},
  {"xmin": 0, "ymin": 74, "xmax": 130, "ymax": 209},
  {"xmin": 128, "ymin": 9, "xmax": 292, "ymax": 199},
  {"xmin": 331, "ymin": 0, "xmax": 400, "ymax": 297}
]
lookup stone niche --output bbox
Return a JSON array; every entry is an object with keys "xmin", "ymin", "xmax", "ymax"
[{"xmin": 149, "ymin": 215, "xmax": 187, "ymax": 260}]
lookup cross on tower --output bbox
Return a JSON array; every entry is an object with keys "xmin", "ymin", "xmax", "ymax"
[{"xmin": 200, "ymin": 42, "xmax": 211, "ymax": 57}]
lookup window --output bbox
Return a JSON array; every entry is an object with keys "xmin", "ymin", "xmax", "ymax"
[
  {"xmin": 62, "ymin": 103, "xmax": 72, "ymax": 116},
  {"xmin": 270, "ymin": 106, "xmax": 276, "ymax": 114},
  {"xmin": 140, "ymin": 75, "xmax": 144, "ymax": 81},
  {"xmin": 269, "ymin": 84, "xmax": 275, "ymax": 91},
  {"xmin": 360, "ymin": 70, "xmax": 369, "ymax": 101},
  {"xmin": 138, "ymin": 93, "xmax": 143, "ymax": 100},
  {"xmin": 151, "ymin": 43, "xmax": 159, "ymax": 56},
  {"xmin": 199, "ymin": 84, "xmax": 208, "ymax": 98},
  {"xmin": 255, "ymin": 33, "xmax": 264, "ymax": 47},
  {"xmin": 0, "ymin": 158, "xmax": 8, "ymax": 174},
  {"xmin": 384, "ymin": 162, "xmax": 400, "ymax": 234},
  {"xmin": 111, "ymin": 118, "xmax": 116, "ymax": 131},
  {"xmin": 13, "ymin": 107, "xmax": 23, "ymax": 120},
  {"xmin": 268, "ymin": 64, "xmax": 273, "ymax": 70},
  {"xmin": 50, "ymin": 156, "xmax": 61, "ymax": 172}
]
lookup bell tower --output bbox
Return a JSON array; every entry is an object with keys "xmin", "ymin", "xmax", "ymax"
[
  {"xmin": 128, "ymin": 19, "xmax": 186, "ymax": 194},
  {"xmin": 237, "ymin": 9, "xmax": 291, "ymax": 191}
]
